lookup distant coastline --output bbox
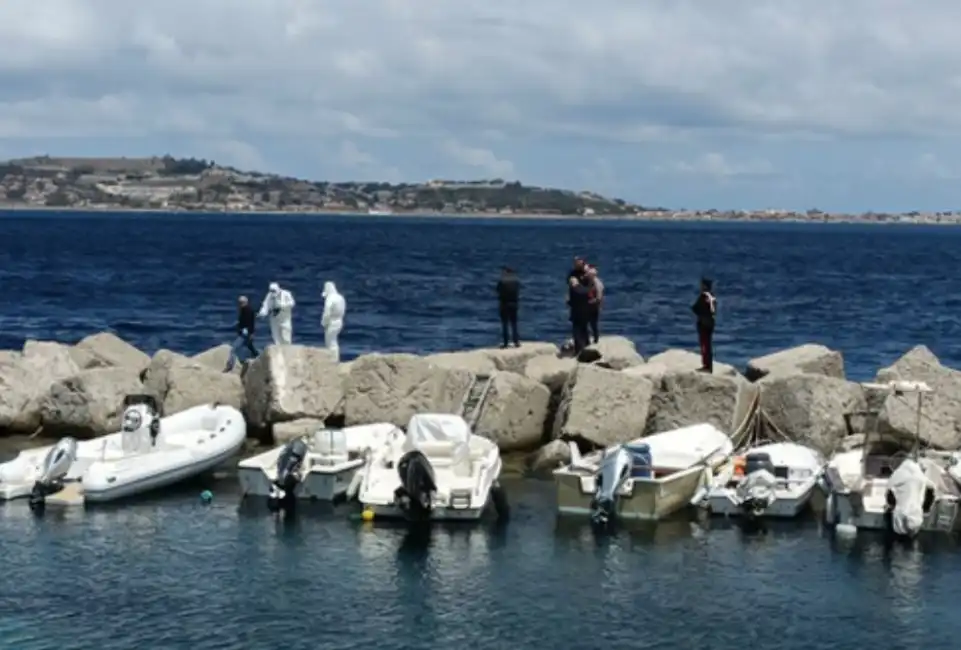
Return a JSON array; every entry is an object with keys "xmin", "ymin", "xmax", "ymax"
[{"xmin": 0, "ymin": 154, "xmax": 957, "ymax": 225}]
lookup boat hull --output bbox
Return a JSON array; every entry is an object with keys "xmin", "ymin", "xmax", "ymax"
[
  {"xmin": 555, "ymin": 465, "xmax": 708, "ymax": 521},
  {"xmin": 823, "ymin": 487, "xmax": 961, "ymax": 534},
  {"xmin": 237, "ymin": 460, "xmax": 365, "ymax": 501},
  {"xmin": 705, "ymin": 479, "xmax": 819, "ymax": 519}
]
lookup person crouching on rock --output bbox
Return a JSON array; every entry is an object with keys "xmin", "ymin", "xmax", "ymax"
[
  {"xmin": 568, "ymin": 275, "xmax": 592, "ymax": 354},
  {"xmin": 496, "ymin": 265, "xmax": 521, "ymax": 348},
  {"xmin": 585, "ymin": 265, "xmax": 604, "ymax": 344},
  {"xmin": 225, "ymin": 295, "xmax": 258, "ymax": 372},
  {"xmin": 691, "ymin": 277, "xmax": 717, "ymax": 373}
]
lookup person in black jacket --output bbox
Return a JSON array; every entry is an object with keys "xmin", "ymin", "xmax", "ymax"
[
  {"xmin": 496, "ymin": 266, "xmax": 521, "ymax": 348},
  {"xmin": 568, "ymin": 275, "xmax": 592, "ymax": 353},
  {"xmin": 691, "ymin": 278, "xmax": 717, "ymax": 373},
  {"xmin": 224, "ymin": 295, "xmax": 259, "ymax": 372}
]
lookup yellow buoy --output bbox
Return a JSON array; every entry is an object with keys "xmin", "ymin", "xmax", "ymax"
[{"xmin": 361, "ymin": 509, "xmax": 374, "ymax": 522}]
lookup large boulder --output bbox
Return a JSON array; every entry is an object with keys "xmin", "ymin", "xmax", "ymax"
[
  {"xmin": 192, "ymin": 344, "xmax": 235, "ymax": 372},
  {"xmin": 644, "ymin": 371, "xmax": 758, "ymax": 436},
  {"xmin": 759, "ymin": 373, "xmax": 867, "ymax": 454},
  {"xmin": 528, "ymin": 439, "xmax": 571, "ymax": 477},
  {"xmin": 142, "ymin": 349, "xmax": 192, "ymax": 399},
  {"xmin": 426, "ymin": 350, "xmax": 497, "ymax": 375},
  {"xmin": 746, "ymin": 344, "xmax": 845, "ymax": 382},
  {"xmin": 244, "ymin": 344, "xmax": 343, "ymax": 427},
  {"xmin": 0, "ymin": 342, "xmax": 83, "ymax": 434},
  {"xmin": 484, "ymin": 342, "xmax": 558, "ymax": 374},
  {"xmin": 553, "ymin": 365, "xmax": 654, "ymax": 448},
  {"xmin": 576, "ymin": 336, "xmax": 644, "ymax": 370},
  {"xmin": 162, "ymin": 363, "xmax": 245, "ymax": 415},
  {"xmin": 625, "ymin": 349, "xmax": 738, "ymax": 382},
  {"xmin": 273, "ymin": 418, "xmax": 326, "ymax": 444},
  {"xmin": 474, "ymin": 372, "xmax": 551, "ymax": 451},
  {"xmin": 875, "ymin": 345, "xmax": 961, "ymax": 449},
  {"xmin": 39, "ymin": 367, "xmax": 145, "ymax": 438},
  {"xmin": 524, "ymin": 356, "xmax": 577, "ymax": 393},
  {"xmin": 71, "ymin": 332, "xmax": 150, "ymax": 372},
  {"xmin": 344, "ymin": 353, "xmax": 472, "ymax": 428}
]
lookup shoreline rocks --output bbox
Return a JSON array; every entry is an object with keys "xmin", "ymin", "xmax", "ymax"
[{"xmin": 1, "ymin": 333, "xmax": 956, "ymax": 478}]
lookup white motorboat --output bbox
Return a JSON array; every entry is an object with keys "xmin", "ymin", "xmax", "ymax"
[
  {"xmin": 553, "ymin": 423, "xmax": 733, "ymax": 525},
  {"xmin": 236, "ymin": 422, "xmax": 402, "ymax": 512},
  {"xmin": 821, "ymin": 380, "xmax": 961, "ymax": 538},
  {"xmin": 0, "ymin": 394, "xmax": 246, "ymax": 509},
  {"xmin": 700, "ymin": 442, "xmax": 824, "ymax": 519},
  {"xmin": 351, "ymin": 413, "xmax": 509, "ymax": 523}
]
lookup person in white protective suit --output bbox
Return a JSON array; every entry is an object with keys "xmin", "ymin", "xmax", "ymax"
[
  {"xmin": 321, "ymin": 281, "xmax": 346, "ymax": 362},
  {"xmin": 258, "ymin": 281, "xmax": 296, "ymax": 345}
]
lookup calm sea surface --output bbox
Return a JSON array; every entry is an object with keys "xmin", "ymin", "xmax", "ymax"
[{"xmin": 2, "ymin": 211, "xmax": 961, "ymax": 649}]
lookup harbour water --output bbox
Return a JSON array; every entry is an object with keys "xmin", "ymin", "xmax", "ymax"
[{"xmin": 3, "ymin": 211, "xmax": 961, "ymax": 648}]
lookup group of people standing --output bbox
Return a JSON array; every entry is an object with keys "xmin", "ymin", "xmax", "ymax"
[
  {"xmin": 495, "ymin": 256, "xmax": 718, "ymax": 372},
  {"xmin": 223, "ymin": 281, "xmax": 347, "ymax": 372}
]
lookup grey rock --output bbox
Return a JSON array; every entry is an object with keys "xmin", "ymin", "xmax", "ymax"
[
  {"xmin": 39, "ymin": 367, "xmax": 145, "ymax": 438},
  {"xmin": 475, "ymin": 371, "xmax": 551, "ymax": 451},
  {"xmin": 746, "ymin": 344, "xmax": 845, "ymax": 382},
  {"xmin": 645, "ymin": 370, "xmax": 758, "ymax": 436},
  {"xmin": 553, "ymin": 365, "xmax": 654, "ymax": 448},
  {"xmin": 577, "ymin": 335, "xmax": 644, "ymax": 370},
  {"xmin": 528, "ymin": 439, "xmax": 571, "ymax": 477},
  {"xmin": 72, "ymin": 331, "xmax": 150, "ymax": 372},
  {"xmin": 244, "ymin": 344, "xmax": 344, "ymax": 427}
]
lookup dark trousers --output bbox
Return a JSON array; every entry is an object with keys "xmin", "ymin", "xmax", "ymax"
[
  {"xmin": 499, "ymin": 302, "xmax": 519, "ymax": 347},
  {"xmin": 225, "ymin": 332, "xmax": 258, "ymax": 371},
  {"xmin": 588, "ymin": 306, "xmax": 599, "ymax": 343},
  {"xmin": 572, "ymin": 318, "xmax": 590, "ymax": 354},
  {"xmin": 697, "ymin": 324, "xmax": 714, "ymax": 372}
]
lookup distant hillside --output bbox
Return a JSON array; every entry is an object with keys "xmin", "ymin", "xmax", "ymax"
[{"xmin": 0, "ymin": 155, "xmax": 647, "ymax": 216}]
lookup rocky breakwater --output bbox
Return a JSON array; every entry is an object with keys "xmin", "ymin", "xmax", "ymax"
[{"xmin": 3, "ymin": 333, "xmax": 958, "ymax": 480}]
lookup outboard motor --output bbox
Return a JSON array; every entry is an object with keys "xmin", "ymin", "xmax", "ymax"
[
  {"xmin": 885, "ymin": 458, "xmax": 934, "ymax": 538},
  {"xmin": 28, "ymin": 437, "xmax": 79, "ymax": 513},
  {"xmin": 590, "ymin": 445, "xmax": 633, "ymax": 526},
  {"xmin": 268, "ymin": 438, "xmax": 309, "ymax": 514},
  {"xmin": 737, "ymin": 452, "xmax": 778, "ymax": 518},
  {"xmin": 394, "ymin": 449, "xmax": 438, "ymax": 523}
]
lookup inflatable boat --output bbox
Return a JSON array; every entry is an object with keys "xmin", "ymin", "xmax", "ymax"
[{"xmin": 0, "ymin": 394, "xmax": 246, "ymax": 509}]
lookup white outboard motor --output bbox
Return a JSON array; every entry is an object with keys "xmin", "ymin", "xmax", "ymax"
[
  {"xmin": 120, "ymin": 394, "xmax": 161, "ymax": 454},
  {"xmin": 737, "ymin": 452, "xmax": 778, "ymax": 518},
  {"xmin": 591, "ymin": 445, "xmax": 634, "ymax": 526},
  {"xmin": 886, "ymin": 458, "xmax": 934, "ymax": 538},
  {"xmin": 28, "ymin": 437, "xmax": 79, "ymax": 513}
]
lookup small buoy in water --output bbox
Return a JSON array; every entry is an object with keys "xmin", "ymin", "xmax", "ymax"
[
  {"xmin": 200, "ymin": 490, "xmax": 213, "ymax": 504},
  {"xmin": 361, "ymin": 509, "xmax": 374, "ymax": 522}
]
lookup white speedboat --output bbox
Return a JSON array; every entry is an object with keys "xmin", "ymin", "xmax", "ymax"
[
  {"xmin": 0, "ymin": 394, "xmax": 246, "ymax": 509},
  {"xmin": 351, "ymin": 413, "xmax": 508, "ymax": 523},
  {"xmin": 821, "ymin": 380, "xmax": 961, "ymax": 538},
  {"xmin": 236, "ymin": 422, "xmax": 402, "ymax": 512},
  {"xmin": 553, "ymin": 423, "xmax": 733, "ymax": 525},
  {"xmin": 700, "ymin": 443, "xmax": 824, "ymax": 519}
]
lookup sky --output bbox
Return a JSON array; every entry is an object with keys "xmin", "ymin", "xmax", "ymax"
[{"xmin": 1, "ymin": 0, "xmax": 960, "ymax": 212}]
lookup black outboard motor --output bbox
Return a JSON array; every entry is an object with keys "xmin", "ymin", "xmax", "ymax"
[
  {"xmin": 394, "ymin": 449, "xmax": 438, "ymax": 523},
  {"xmin": 268, "ymin": 438, "xmax": 308, "ymax": 514}
]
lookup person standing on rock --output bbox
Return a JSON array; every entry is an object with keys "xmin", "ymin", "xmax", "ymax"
[
  {"xmin": 225, "ymin": 295, "xmax": 258, "ymax": 372},
  {"xmin": 258, "ymin": 281, "xmax": 296, "ymax": 345},
  {"xmin": 496, "ymin": 266, "xmax": 521, "ymax": 348},
  {"xmin": 321, "ymin": 281, "xmax": 346, "ymax": 362},
  {"xmin": 691, "ymin": 277, "xmax": 717, "ymax": 373},
  {"xmin": 568, "ymin": 275, "xmax": 592, "ymax": 354},
  {"xmin": 585, "ymin": 265, "xmax": 604, "ymax": 344}
]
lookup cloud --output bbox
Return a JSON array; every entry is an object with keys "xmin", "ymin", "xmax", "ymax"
[
  {"xmin": 439, "ymin": 138, "xmax": 514, "ymax": 178},
  {"xmin": 657, "ymin": 153, "xmax": 776, "ymax": 179},
  {"xmin": 1, "ymin": 0, "xmax": 961, "ymax": 210}
]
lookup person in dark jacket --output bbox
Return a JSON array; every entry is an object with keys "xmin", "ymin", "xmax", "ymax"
[
  {"xmin": 225, "ymin": 295, "xmax": 259, "ymax": 372},
  {"xmin": 691, "ymin": 278, "xmax": 717, "ymax": 373},
  {"xmin": 496, "ymin": 266, "xmax": 521, "ymax": 348},
  {"xmin": 568, "ymin": 275, "xmax": 592, "ymax": 353}
]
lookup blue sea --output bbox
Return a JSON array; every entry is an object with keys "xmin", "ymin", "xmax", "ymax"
[{"xmin": 3, "ymin": 211, "xmax": 961, "ymax": 649}]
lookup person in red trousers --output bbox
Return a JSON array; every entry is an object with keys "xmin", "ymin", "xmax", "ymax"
[{"xmin": 691, "ymin": 277, "xmax": 716, "ymax": 372}]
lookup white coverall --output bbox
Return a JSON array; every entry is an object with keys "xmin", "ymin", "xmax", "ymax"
[
  {"xmin": 258, "ymin": 282, "xmax": 296, "ymax": 345},
  {"xmin": 321, "ymin": 281, "xmax": 346, "ymax": 362}
]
